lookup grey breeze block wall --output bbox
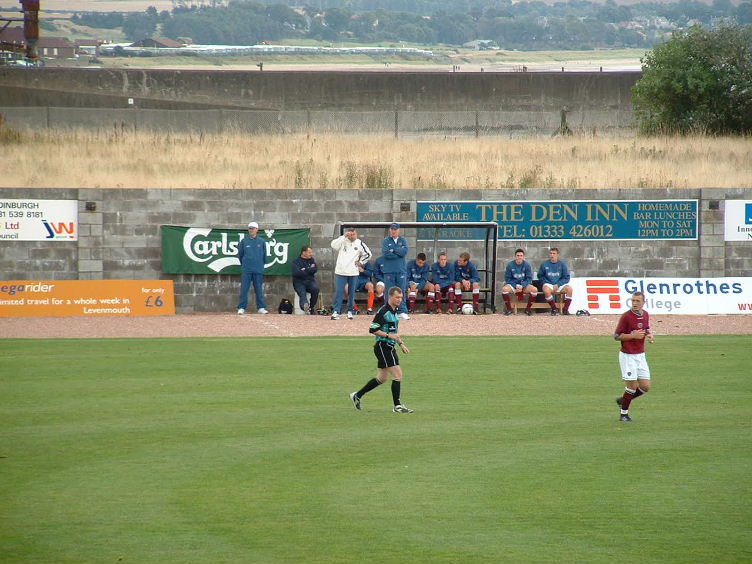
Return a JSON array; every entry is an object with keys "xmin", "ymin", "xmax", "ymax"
[{"xmin": 1, "ymin": 187, "xmax": 750, "ymax": 314}]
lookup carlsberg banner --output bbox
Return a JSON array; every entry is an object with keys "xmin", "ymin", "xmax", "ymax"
[{"xmin": 161, "ymin": 225, "xmax": 310, "ymax": 275}]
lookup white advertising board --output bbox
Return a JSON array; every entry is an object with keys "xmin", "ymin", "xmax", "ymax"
[
  {"xmin": 569, "ymin": 277, "xmax": 752, "ymax": 315},
  {"xmin": 0, "ymin": 199, "xmax": 78, "ymax": 241},
  {"xmin": 724, "ymin": 200, "xmax": 752, "ymax": 241}
]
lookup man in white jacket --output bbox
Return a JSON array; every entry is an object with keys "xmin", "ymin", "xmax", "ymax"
[{"xmin": 330, "ymin": 227, "xmax": 372, "ymax": 320}]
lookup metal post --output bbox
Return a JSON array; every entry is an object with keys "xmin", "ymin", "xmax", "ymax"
[{"xmin": 394, "ymin": 109, "xmax": 399, "ymax": 139}]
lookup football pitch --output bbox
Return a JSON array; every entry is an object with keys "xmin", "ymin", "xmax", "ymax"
[{"xmin": 1, "ymin": 336, "xmax": 749, "ymax": 564}]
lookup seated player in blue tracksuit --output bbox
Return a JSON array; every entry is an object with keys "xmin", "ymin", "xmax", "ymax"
[
  {"xmin": 348, "ymin": 260, "xmax": 385, "ymax": 314},
  {"xmin": 501, "ymin": 248, "xmax": 538, "ymax": 316},
  {"xmin": 430, "ymin": 251, "xmax": 456, "ymax": 313},
  {"xmin": 454, "ymin": 251, "xmax": 481, "ymax": 313},
  {"xmin": 537, "ymin": 247, "xmax": 573, "ymax": 315},
  {"xmin": 406, "ymin": 252, "xmax": 435, "ymax": 313}
]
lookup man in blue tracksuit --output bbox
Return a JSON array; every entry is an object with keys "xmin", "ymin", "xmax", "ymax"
[
  {"xmin": 291, "ymin": 245, "xmax": 319, "ymax": 313},
  {"xmin": 537, "ymin": 247, "xmax": 573, "ymax": 315},
  {"xmin": 430, "ymin": 251, "xmax": 456, "ymax": 313},
  {"xmin": 502, "ymin": 248, "xmax": 538, "ymax": 316},
  {"xmin": 237, "ymin": 221, "xmax": 268, "ymax": 315},
  {"xmin": 381, "ymin": 222, "xmax": 409, "ymax": 319},
  {"xmin": 406, "ymin": 252, "xmax": 434, "ymax": 313},
  {"xmin": 454, "ymin": 251, "xmax": 481, "ymax": 313}
]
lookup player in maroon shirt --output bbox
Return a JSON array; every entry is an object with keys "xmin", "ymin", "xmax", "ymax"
[{"xmin": 613, "ymin": 291, "xmax": 655, "ymax": 421}]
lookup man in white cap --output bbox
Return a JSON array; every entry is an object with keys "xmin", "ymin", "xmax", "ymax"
[{"xmin": 237, "ymin": 221, "xmax": 269, "ymax": 315}]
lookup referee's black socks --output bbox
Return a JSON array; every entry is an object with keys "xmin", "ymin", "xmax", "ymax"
[
  {"xmin": 391, "ymin": 380, "xmax": 401, "ymax": 405},
  {"xmin": 357, "ymin": 378, "xmax": 382, "ymax": 398}
]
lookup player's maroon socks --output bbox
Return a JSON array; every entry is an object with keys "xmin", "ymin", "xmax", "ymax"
[
  {"xmin": 620, "ymin": 387, "xmax": 637, "ymax": 411},
  {"xmin": 455, "ymin": 290, "xmax": 463, "ymax": 310},
  {"xmin": 502, "ymin": 293, "xmax": 512, "ymax": 310},
  {"xmin": 472, "ymin": 291, "xmax": 480, "ymax": 311},
  {"xmin": 527, "ymin": 293, "xmax": 537, "ymax": 309},
  {"xmin": 564, "ymin": 297, "xmax": 572, "ymax": 313},
  {"xmin": 434, "ymin": 289, "xmax": 442, "ymax": 312},
  {"xmin": 516, "ymin": 291, "xmax": 524, "ymax": 302},
  {"xmin": 426, "ymin": 292, "xmax": 434, "ymax": 311},
  {"xmin": 408, "ymin": 292, "xmax": 416, "ymax": 312},
  {"xmin": 547, "ymin": 297, "xmax": 557, "ymax": 310},
  {"xmin": 447, "ymin": 289, "xmax": 455, "ymax": 312}
]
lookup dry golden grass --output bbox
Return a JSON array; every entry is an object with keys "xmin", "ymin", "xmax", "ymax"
[{"xmin": 2, "ymin": 129, "xmax": 751, "ymax": 189}]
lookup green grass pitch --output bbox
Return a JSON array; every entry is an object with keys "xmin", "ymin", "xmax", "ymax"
[{"xmin": 1, "ymin": 336, "xmax": 750, "ymax": 564}]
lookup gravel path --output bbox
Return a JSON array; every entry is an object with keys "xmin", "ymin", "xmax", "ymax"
[{"xmin": 1, "ymin": 312, "xmax": 749, "ymax": 339}]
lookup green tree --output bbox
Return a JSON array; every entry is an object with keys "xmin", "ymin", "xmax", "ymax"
[
  {"xmin": 122, "ymin": 12, "xmax": 158, "ymax": 41},
  {"xmin": 324, "ymin": 7, "xmax": 352, "ymax": 33},
  {"xmin": 737, "ymin": 1, "xmax": 752, "ymax": 23},
  {"xmin": 632, "ymin": 23, "xmax": 752, "ymax": 134}
]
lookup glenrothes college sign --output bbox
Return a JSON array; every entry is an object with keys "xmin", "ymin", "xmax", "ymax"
[
  {"xmin": 570, "ymin": 277, "xmax": 751, "ymax": 315},
  {"xmin": 160, "ymin": 225, "xmax": 310, "ymax": 275},
  {"xmin": 417, "ymin": 200, "xmax": 698, "ymax": 240}
]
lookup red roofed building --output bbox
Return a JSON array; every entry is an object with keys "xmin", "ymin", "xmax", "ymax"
[{"xmin": 0, "ymin": 26, "xmax": 75, "ymax": 58}]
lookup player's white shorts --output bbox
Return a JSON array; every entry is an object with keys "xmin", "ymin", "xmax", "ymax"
[
  {"xmin": 542, "ymin": 282, "xmax": 569, "ymax": 293},
  {"xmin": 619, "ymin": 351, "xmax": 651, "ymax": 381}
]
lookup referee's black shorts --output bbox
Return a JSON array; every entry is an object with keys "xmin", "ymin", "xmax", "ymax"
[{"xmin": 374, "ymin": 341, "xmax": 399, "ymax": 369}]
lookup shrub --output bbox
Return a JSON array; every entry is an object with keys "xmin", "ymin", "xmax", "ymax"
[{"xmin": 632, "ymin": 23, "xmax": 752, "ymax": 135}]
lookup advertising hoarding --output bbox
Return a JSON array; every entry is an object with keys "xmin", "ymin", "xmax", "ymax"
[
  {"xmin": 161, "ymin": 226, "xmax": 310, "ymax": 275},
  {"xmin": 569, "ymin": 277, "xmax": 751, "ymax": 315},
  {"xmin": 0, "ymin": 199, "xmax": 78, "ymax": 241},
  {"xmin": 0, "ymin": 280, "xmax": 175, "ymax": 317},
  {"xmin": 417, "ymin": 200, "xmax": 698, "ymax": 241}
]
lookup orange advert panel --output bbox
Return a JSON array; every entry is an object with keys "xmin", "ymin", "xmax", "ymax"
[{"xmin": 0, "ymin": 280, "xmax": 175, "ymax": 317}]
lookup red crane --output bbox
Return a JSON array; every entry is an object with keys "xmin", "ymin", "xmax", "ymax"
[{"xmin": 1, "ymin": 1, "xmax": 40, "ymax": 60}]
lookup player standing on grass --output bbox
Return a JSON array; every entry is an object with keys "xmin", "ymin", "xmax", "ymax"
[
  {"xmin": 350, "ymin": 286, "xmax": 414, "ymax": 413},
  {"xmin": 614, "ymin": 291, "xmax": 654, "ymax": 422}
]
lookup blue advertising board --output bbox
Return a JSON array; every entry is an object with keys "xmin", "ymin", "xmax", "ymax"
[{"xmin": 416, "ymin": 200, "xmax": 698, "ymax": 241}]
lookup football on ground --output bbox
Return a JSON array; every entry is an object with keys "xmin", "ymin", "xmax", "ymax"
[{"xmin": 461, "ymin": 303, "xmax": 474, "ymax": 315}]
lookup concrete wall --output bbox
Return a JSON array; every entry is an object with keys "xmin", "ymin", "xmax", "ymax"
[
  {"xmin": 0, "ymin": 106, "xmax": 635, "ymax": 135},
  {"xmin": 2, "ymin": 187, "xmax": 750, "ymax": 313},
  {"xmin": 0, "ymin": 68, "xmax": 639, "ymax": 112}
]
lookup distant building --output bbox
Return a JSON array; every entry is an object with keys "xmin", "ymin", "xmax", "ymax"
[
  {"xmin": 129, "ymin": 37, "xmax": 184, "ymax": 48},
  {"xmin": 37, "ymin": 36, "xmax": 76, "ymax": 58},
  {"xmin": 75, "ymin": 38, "xmax": 106, "ymax": 57},
  {"xmin": 0, "ymin": 27, "xmax": 75, "ymax": 59},
  {"xmin": 462, "ymin": 39, "xmax": 497, "ymax": 50}
]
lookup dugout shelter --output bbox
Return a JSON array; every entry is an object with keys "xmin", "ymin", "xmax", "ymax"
[{"xmin": 336, "ymin": 221, "xmax": 499, "ymax": 313}]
